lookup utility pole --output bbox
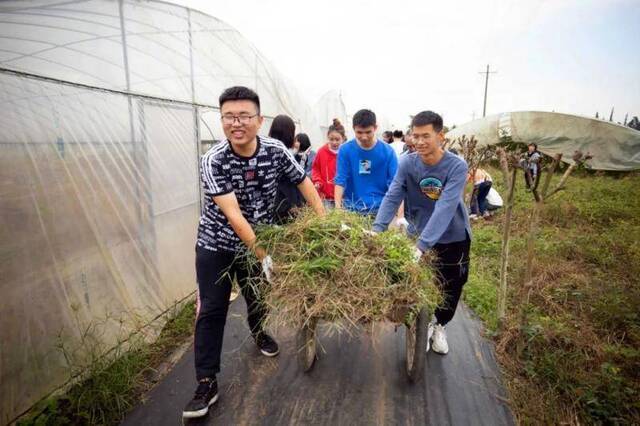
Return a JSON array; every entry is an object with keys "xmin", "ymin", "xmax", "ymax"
[
  {"xmin": 479, "ymin": 64, "xmax": 497, "ymax": 117},
  {"xmin": 609, "ymin": 107, "xmax": 614, "ymax": 122}
]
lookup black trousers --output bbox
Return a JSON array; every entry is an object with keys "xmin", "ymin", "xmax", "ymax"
[
  {"xmin": 194, "ymin": 246, "xmax": 267, "ymax": 380},
  {"xmin": 432, "ymin": 237, "xmax": 471, "ymax": 325}
]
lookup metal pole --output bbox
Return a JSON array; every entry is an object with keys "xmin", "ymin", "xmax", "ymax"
[
  {"xmin": 482, "ymin": 64, "xmax": 489, "ymax": 118},
  {"xmin": 188, "ymin": 9, "xmax": 202, "ymax": 214},
  {"xmin": 254, "ymin": 51, "xmax": 258, "ymax": 92},
  {"xmin": 479, "ymin": 64, "xmax": 496, "ymax": 118}
]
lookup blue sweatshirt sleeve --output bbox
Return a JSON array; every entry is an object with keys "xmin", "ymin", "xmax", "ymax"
[
  {"xmin": 333, "ymin": 144, "xmax": 349, "ymax": 188},
  {"xmin": 417, "ymin": 160, "xmax": 468, "ymax": 251},
  {"xmin": 373, "ymin": 156, "xmax": 407, "ymax": 232}
]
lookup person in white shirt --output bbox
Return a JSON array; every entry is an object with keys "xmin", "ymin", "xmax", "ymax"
[
  {"xmin": 390, "ymin": 129, "xmax": 405, "ymax": 157},
  {"xmin": 468, "ymin": 168, "xmax": 493, "ymax": 219}
]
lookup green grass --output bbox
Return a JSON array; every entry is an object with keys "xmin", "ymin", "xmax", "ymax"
[
  {"xmin": 464, "ymin": 168, "xmax": 640, "ymax": 424},
  {"xmin": 18, "ymin": 300, "xmax": 196, "ymax": 426},
  {"xmin": 465, "ymin": 226, "xmax": 501, "ymax": 331}
]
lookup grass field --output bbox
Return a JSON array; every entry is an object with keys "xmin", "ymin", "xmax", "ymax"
[{"xmin": 464, "ymin": 168, "xmax": 640, "ymax": 424}]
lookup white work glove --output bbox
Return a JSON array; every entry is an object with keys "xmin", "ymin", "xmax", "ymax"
[
  {"xmin": 340, "ymin": 222, "xmax": 352, "ymax": 232},
  {"xmin": 395, "ymin": 217, "xmax": 410, "ymax": 233},
  {"xmin": 261, "ymin": 255, "xmax": 275, "ymax": 283},
  {"xmin": 413, "ymin": 246, "xmax": 424, "ymax": 263},
  {"xmin": 362, "ymin": 229, "xmax": 378, "ymax": 237}
]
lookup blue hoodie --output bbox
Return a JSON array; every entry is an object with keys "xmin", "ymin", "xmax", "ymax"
[
  {"xmin": 334, "ymin": 139, "xmax": 398, "ymax": 214},
  {"xmin": 373, "ymin": 151, "xmax": 471, "ymax": 250}
]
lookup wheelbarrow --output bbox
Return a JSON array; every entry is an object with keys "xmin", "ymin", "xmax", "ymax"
[{"xmin": 296, "ymin": 304, "xmax": 430, "ymax": 383}]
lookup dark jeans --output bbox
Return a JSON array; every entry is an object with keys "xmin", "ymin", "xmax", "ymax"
[
  {"xmin": 471, "ymin": 181, "xmax": 492, "ymax": 215},
  {"xmin": 524, "ymin": 169, "xmax": 539, "ymax": 189},
  {"xmin": 432, "ymin": 237, "xmax": 471, "ymax": 325},
  {"xmin": 194, "ymin": 246, "xmax": 267, "ymax": 380}
]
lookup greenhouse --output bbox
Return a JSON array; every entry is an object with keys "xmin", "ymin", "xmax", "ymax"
[
  {"xmin": 447, "ymin": 111, "xmax": 640, "ymax": 170},
  {"xmin": 0, "ymin": 0, "xmax": 322, "ymax": 421}
]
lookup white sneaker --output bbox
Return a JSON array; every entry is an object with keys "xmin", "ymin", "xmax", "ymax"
[
  {"xmin": 431, "ymin": 324, "xmax": 449, "ymax": 354},
  {"xmin": 426, "ymin": 321, "xmax": 435, "ymax": 353}
]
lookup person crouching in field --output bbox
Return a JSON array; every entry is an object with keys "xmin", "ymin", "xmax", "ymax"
[
  {"xmin": 373, "ymin": 111, "xmax": 472, "ymax": 355},
  {"xmin": 184, "ymin": 86, "xmax": 324, "ymax": 419}
]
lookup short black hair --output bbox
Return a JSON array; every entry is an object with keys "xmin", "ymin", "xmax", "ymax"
[
  {"xmin": 219, "ymin": 86, "xmax": 260, "ymax": 114},
  {"xmin": 528, "ymin": 143, "xmax": 538, "ymax": 150},
  {"xmin": 411, "ymin": 111, "xmax": 443, "ymax": 132},
  {"xmin": 295, "ymin": 133, "xmax": 311, "ymax": 151},
  {"xmin": 268, "ymin": 115, "xmax": 296, "ymax": 148},
  {"xmin": 393, "ymin": 130, "xmax": 403, "ymax": 139},
  {"xmin": 353, "ymin": 109, "xmax": 377, "ymax": 128}
]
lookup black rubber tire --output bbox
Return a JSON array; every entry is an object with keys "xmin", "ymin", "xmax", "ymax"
[
  {"xmin": 297, "ymin": 320, "xmax": 317, "ymax": 373},
  {"xmin": 405, "ymin": 307, "xmax": 429, "ymax": 383}
]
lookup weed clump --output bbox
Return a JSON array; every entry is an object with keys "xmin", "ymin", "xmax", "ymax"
[{"xmin": 252, "ymin": 209, "xmax": 441, "ymax": 330}]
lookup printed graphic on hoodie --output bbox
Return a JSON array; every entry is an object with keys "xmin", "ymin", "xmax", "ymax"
[{"xmin": 419, "ymin": 176, "xmax": 443, "ymax": 200}]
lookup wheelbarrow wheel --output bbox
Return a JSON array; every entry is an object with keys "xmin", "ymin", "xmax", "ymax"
[
  {"xmin": 297, "ymin": 320, "xmax": 317, "ymax": 373},
  {"xmin": 405, "ymin": 307, "xmax": 428, "ymax": 383}
]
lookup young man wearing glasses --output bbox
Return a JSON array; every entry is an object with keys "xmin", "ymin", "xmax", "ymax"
[
  {"xmin": 372, "ymin": 111, "xmax": 472, "ymax": 356},
  {"xmin": 183, "ymin": 86, "xmax": 324, "ymax": 418}
]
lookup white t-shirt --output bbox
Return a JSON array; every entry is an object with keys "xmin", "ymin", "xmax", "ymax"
[{"xmin": 390, "ymin": 139, "xmax": 405, "ymax": 157}]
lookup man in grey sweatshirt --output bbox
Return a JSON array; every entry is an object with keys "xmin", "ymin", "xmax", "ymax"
[{"xmin": 373, "ymin": 111, "xmax": 472, "ymax": 355}]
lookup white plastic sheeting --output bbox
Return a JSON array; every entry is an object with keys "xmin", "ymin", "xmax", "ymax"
[
  {"xmin": 446, "ymin": 111, "xmax": 640, "ymax": 171},
  {"xmin": 0, "ymin": 0, "xmax": 322, "ymax": 421},
  {"xmin": 313, "ymin": 90, "xmax": 350, "ymax": 146}
]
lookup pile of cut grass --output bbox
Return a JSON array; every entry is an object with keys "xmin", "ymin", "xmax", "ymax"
[{"xmin": 252, "ymin": 209, "xmax": 441, "ymax": 330}]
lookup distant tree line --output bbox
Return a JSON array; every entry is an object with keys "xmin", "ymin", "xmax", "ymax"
[{"xmin": 594, "ymin": 109, "xmax": 640, "ymax": 131}]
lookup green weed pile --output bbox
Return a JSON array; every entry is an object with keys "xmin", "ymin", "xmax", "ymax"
[{"xmin": 252, "ymin": 209, "xmax": 440, "ymax": 330}]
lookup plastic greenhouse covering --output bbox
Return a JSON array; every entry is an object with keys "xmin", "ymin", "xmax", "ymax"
[
  {"xmin": 313, "ymin": 90, "xmax": 351, "ymax": 143},
  {"xmin": 0, "ymin": 0, "xmax": 324, "ymax": 421},
  {"xmin": 446, "ymin": 111, "xmax": 640, "ymax": 171}
]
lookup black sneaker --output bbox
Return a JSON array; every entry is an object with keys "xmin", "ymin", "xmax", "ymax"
[
  {"xmin": 255, "ymin": 332, "xmax": 280, "ymax": 357},
  {"xmin": 182, "ymin": 377, "xmax": 218, "ymax": 418}
]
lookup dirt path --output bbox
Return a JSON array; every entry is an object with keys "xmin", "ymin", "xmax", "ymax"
[{"xmin": 122, "ymin": 301, "xmax": 513, "ymax": 426}]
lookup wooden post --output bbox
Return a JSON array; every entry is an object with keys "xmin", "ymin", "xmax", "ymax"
[{"xmin": 496, "ymin": 148, "xmax": 517, "ymax": 329}]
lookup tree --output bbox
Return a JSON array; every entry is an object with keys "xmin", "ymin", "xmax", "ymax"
[
  {"xmin": 523, "ymin": 151, "xmax": 593, "ymax": 288},
  {"xmin": 495, "ymin": 147, "xmax": 519, "ymax": 329},
  {"xmin": 446, "ymin": 135, "xmax": 494, "ymax": 202}
]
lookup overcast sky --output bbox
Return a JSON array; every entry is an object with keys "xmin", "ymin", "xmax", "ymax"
[{"xmin": 171, "ymin": 0, "xmax": 639, "ymax": 129}]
